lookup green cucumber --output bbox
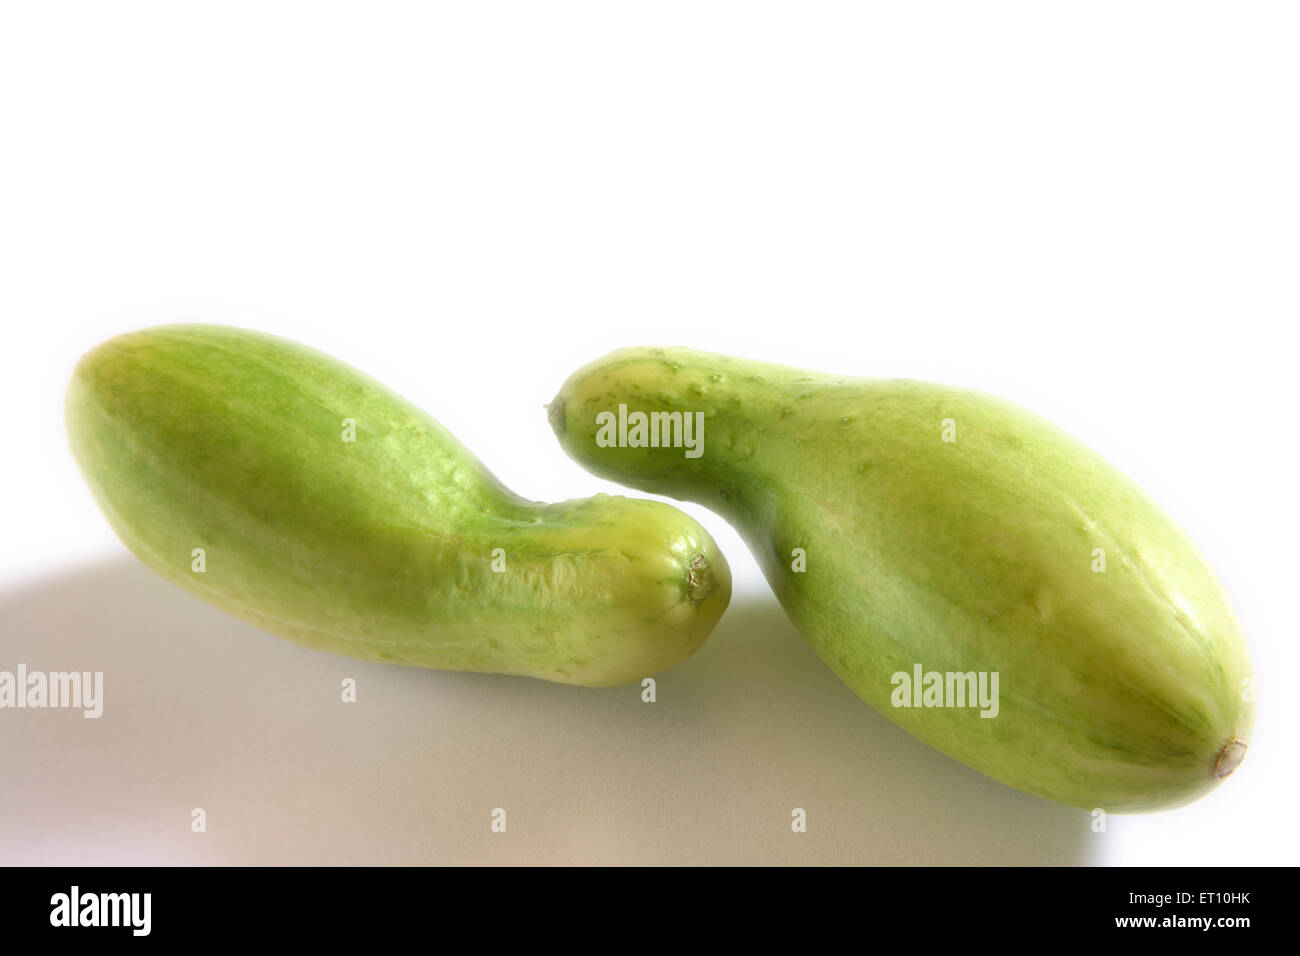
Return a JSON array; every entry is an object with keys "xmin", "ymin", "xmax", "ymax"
[
  {"xmin": 549, "ymin": 347, "xmax": 1254, "ymax": 809},
  {"xmin": 66, "ymin": 326, "xmax": 730, "ymax": 686}
]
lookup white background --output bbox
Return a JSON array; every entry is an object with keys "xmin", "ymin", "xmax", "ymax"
[{"xmin": 1, "ymin": 2, "xmax": 1296, "ymax": 865}]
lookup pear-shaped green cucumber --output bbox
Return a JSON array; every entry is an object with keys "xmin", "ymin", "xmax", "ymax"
[
  {"xmin": 550, "ymin": 347, "xmax": 1254, "ymax": 809},
  {"xmin": 66, "ymin": 327, "xmax": 730, "ymax": 686}
]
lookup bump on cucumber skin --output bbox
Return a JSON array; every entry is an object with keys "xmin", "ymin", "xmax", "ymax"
[
  {"xmin": 66, "ymin": 326, "xmax": 731, "ymax": 688},
  {"xmin": 551, "ymin": 347, "xmax": 1255, "ymax": 811}
]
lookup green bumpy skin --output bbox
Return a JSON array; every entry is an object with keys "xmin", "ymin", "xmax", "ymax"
[
  {"xmin": 66, "ymin": 326, "xmax": 730, "ymax": 687},
  {"xmin": 550, "ymin": 347, "xmax": 1254, "ymax": 810}
]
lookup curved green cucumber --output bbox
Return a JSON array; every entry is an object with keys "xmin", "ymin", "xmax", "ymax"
[
  {"xmin": 550, "ymin": 347, "xmax": 1254, "ymax": 809},
  {"xmin": 66, "ymin": 326, "xmax": 730, "ymax": 686}
]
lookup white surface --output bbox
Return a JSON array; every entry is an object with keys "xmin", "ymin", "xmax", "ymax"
[{"xmin": 1, "ymin": 2, "xmax": 1296, "ymax": 865}]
